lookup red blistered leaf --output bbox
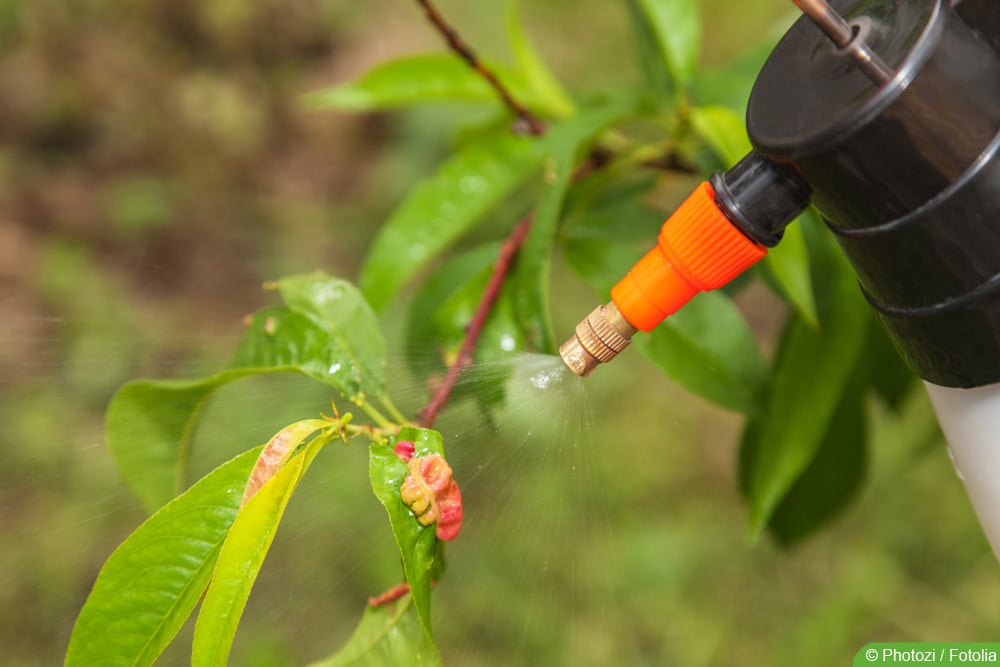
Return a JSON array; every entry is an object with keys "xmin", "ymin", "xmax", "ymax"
[
  {"xmin": 394, "ymin": 440, "xmax": 416, "ymax": 461},
  {"xmin": 435, "ymin": 480, "xmax": 463, "ymax": 541},
  {"xmin": 398, "ymin": 453, "xmax": 463, "ymax": 541},
  {"xmin": 400, "ymin": 473, "xmax": 434, "ymax": 520},
  {"xmin": 417, "ymin": 454, "xmax": 452, "ymax": 494},
  {"xmin": 242, "ymin": 420, "xmax": 327, "ymax": 505}
]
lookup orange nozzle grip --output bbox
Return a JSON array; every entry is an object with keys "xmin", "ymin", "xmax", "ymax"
[{"xmin": 611, "ymin": 182, "xmax": 767, "ymax": 332}]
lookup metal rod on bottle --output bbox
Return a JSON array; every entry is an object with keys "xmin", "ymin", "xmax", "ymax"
[{"xmin": 791, "ymin": 0, "xmax": 894, "ymax": 83}]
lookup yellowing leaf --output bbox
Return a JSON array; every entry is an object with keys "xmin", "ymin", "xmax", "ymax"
[{"xmin": 192, "ymin": 432, "xmax": 330, "ymax": 666}]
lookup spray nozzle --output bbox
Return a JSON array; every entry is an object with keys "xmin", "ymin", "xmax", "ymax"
[
  {"xmin": 559, "ymin": 153, "xmax": 811, "ymax": 377},
  {"xmin": 558, "ymin": 302, "xmax": 637, "ymax": 377}
]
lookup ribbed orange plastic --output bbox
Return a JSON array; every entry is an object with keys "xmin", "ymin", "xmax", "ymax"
[{"xmin": 610, "ymin": 182, "xmax": 767, "ymax": 332}]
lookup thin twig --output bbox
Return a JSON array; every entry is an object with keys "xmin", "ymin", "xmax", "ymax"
[
  {"xmin": 413, "ymin": 145, "xmax": 622, "ymax": 428},
  {"xmin": 415, "ymin": 0, "xmax": 546, "ymax": 136},
  {"xmin": 416, "ymin": 215, "xmax": 534, "ymax": 428}
]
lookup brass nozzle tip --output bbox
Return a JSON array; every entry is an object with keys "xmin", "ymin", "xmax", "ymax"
[
  {"xmin": 558, "ymin": 301, "xmax": 638, "ymax": 377},
  {"xmin": 559, "ymin": 335, "xmax": 600, "ymax": 377}
]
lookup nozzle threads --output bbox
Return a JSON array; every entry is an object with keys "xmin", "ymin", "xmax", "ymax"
[
  {"xmin": 658, "ymin": 182, "xmax": 769, "ymax": 291},
  {"xmin": 559, "ymin": 302, "xmax": 637, "ymax": 377}
]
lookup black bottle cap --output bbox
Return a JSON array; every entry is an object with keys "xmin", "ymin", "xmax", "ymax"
[{"xmin": 710, "ymin": 152, "xmax": 812, "ymax": 248}]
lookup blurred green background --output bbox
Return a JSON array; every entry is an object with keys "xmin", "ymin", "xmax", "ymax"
[{"xmin": 1, "ymin": 0, "xmax": 996, "ymax": 665}]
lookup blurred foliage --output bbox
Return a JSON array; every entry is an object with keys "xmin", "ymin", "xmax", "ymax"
[{"xmin": 1, "ymin": 0, "xmax": 998, "ymax": 666}]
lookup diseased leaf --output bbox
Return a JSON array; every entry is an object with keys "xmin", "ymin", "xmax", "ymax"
[
  {"xmin": 506, "ymin": 0, "xmax": 575, "ymax": 118},
  {"xmin": 108, "ymin": 275, "xmax": 387, "ymax": 511},
  {"xmin": 744, "ymin": 230, "xmax": 869, "ymax": 540},
  {"xmin": 634, "ymin": 0, "xmax": 701, "ymax": 91},
  {"xmin": 369, "ymin": 427, "xmax": 448, "ymax": 643},
  {"xmin": 636, "ymin": 291, "xmax": 768, "ymax": 415},
  {"xmin": 65, "ymin": 447, "xmax": 260, "ymax": 667},
  {"xmin": 306, "ymin": 595, "xmax": 440, "ymax": 667},
  {"xmin": 513, "ymin": 101, "xmax": 636, "ymax": 352},
  {"xmin": 360, "ymin": 130, "xmax": 543, "ymax": 312},
  {"xmin": 242, "ymin": 419, "xmax": 328, "ymax": 505},
  {"xmin": 302, "ymin": 54, "xmax": 532, "ymax": 111},
  {"xmin": 192, "ymin": 431, "xmax": 329, "ymax": 667}
]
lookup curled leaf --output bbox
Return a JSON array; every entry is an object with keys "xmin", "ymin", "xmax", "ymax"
[
  {"xmin": 434, "ymin": 482, "xmax": 463, "ymax": 542},
  {"xmin": 400, "ymin": 454, "xmax": 464, "ymax": 541},
  {"xmin": 192, "ymin": 432, "xmax": 330, "ymax": 667},
  {"xmin": 242, "ymin": 419, "xmax": 328, "ymax": 505},
  {"xmin": 369, "ymin": 427, "xmax": 453, "ymax": 640},
  {"xmin": 394, "ymin": 440, "xmax": 416, "ymax": 461}
]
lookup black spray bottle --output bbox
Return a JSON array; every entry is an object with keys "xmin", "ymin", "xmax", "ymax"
[{"xmin": 559, "ymin": 0, "xmax": 1000, "ymax": 556}]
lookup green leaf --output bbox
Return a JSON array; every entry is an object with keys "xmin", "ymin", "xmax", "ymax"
[
  {"xmin": 406, "ymin": 244, "xmax": 501, "ymax": 379},
  {"xmin": 635, "ymin": 291, "xmax": 768, "ymax": 415},
  {"xmin": 740, "ymin": 368, "xmax": 868, "ymax": 546},
  {"xmin": 691, "ymin": 40, "xmax": 775, "ymax": 113},
  {"xmin": 302, "ymin": 54, "xmax": 532, "ymax": 111},
  {"xmin": 744, "ymin": 231, "xmax": 870, "ymax": 540},
  {"xmin": 689, "ymin": 105, "xmax": 750, "ymax": 167},
  {"xmin": 626, "ymin": 0, "xmax": 675, "ymax": 109},
  {"xmin": 763, "ymin": 214, "xmax": 819, "ymax": 328},
  {"xmin": 360, "ymin": 130, "xmax": 543, "ymax": 312},
  {"xmin": 65, "ymin": 447, "xmax": 260, "ymax": 667},
  {"xmin": 862, "ymin": 318, "xmax": 915, "ymax": 411},
  {"xmin": 192, "ymin": 430, "xmax": 329, "ymax": 667},
  {"xmin": 563, "ymin": 172, "xmax": 663, "ymax": 244},
  {"xmin": 369, "ymin": 427, "xmax": 447, "ymax": 644},
  {"xmin": 633, "ymin": 0, "xmax": 701, "ymax": 92},
  {"xmin": 407, "ymin": 244, "xmax": 524, "ymax": 414},
  {"xmin": 231, "ymin": 308, "xmax": 378, "ymax": 400},
  {"xmin": 562, "ymin": 173, "xmax": 665, "ymax": 293},
  {"xmin": 506, "ymin": 0, "xmax": 575, "ymax": 118},
  {"xmin": 306, "ymin": 595, "xmax": 440, "ymax": 667},
  {"xmin": 108, "ymin": 275, "xmax": 387, "ymax": 511},
  {"xmin": 270, "ymin": 273, "xmax": 387, "ymax": 400},
  {"xmin": 513, "ymin": 101, "xmax": 637, "ymax": 352},
  {"xmin": 563, "ymin": 234, "xmax": 641, "ymax": 296},
  {"xmin": 106, "ymin": 372, "xmax": 257, "ymax": 512}
]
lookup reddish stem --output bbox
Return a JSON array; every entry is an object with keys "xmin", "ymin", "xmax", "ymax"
[
  {"xmin": 414, "ymin": 0, "xmax": 546, "ymax": 136},
  {"xmin": 416, "ymin": 215, "xmax": 534, "ymax": 428},
  {"xmin": 368, "ymin": 582, "xmax": 412, "ymax": 607}
]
